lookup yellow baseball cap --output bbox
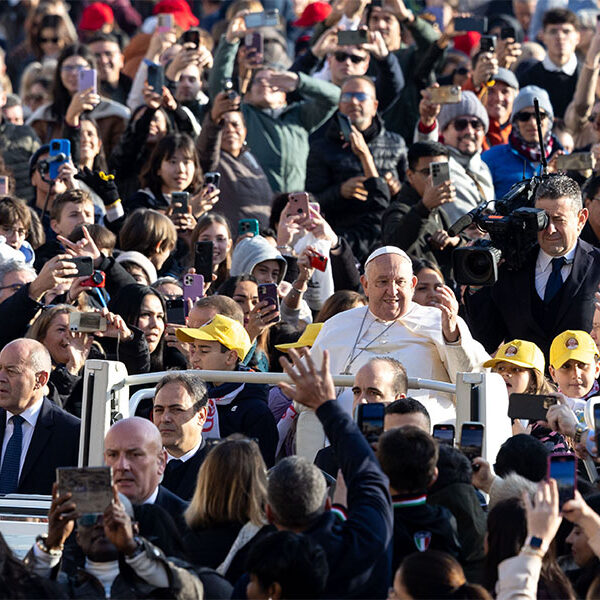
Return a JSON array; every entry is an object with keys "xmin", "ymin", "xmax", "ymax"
[
  {"xmin": 483, "ymin": 339, "xmax": 545, "ymax": 374},
  {"xmin": 549, "ymin": 330, "xmax": 599, "ymax": 369},
  {"xmin": 275, "ymin": 323, "xmax": 324, "ymax": 352},
  {"xmin": 176, "ymin": 314, "xmax": 252, "ymax": 361}
]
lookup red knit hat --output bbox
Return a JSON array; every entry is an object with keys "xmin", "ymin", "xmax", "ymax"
[
  {"xmin": 453, "ymin": 31, "xmax": 481, "ymax": 57},
  {"xmin": 152, "ymin": 0, "xmax": 199, "ymax": 30},
  {"xmin": 293, "ymin": 1, "xmax": 332, "ymax": 27},
  {"xmin": 79, "ymin": 2, "xmax": 114, "ymax": 31}
]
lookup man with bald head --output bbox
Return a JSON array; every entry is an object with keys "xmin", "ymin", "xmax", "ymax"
[
  {"xmin": 295, "ymin": 246, "xmax": 489, "ymax": 460},
  {"xmin": 0, "ymin": 338, "xmax": 80, "ymax": 494},
  {"xmin": 103, "ymin": 417, "xmax": 188, "ymax": 526}
]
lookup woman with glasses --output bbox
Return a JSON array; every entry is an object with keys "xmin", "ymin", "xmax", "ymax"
[
  {"xmin": 26, "ymin": 44, "xmax": 130, "ymax": 159},
  {"xmin": 0, "ymin": 196, "xmax": 35, "ymax": 265},
  {"xmin": 482, "ymin": 85, "xmax": 563, "ymax": 199}
]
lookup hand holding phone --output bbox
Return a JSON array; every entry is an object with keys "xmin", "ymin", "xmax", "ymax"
[{"xmin": 257, "ymin": 283, "xmax": 280, "ymax": 323}]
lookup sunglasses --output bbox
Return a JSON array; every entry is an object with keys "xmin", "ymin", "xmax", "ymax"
[
  {"xmin": 453, "ymin": 118, "xmax": 484, "ymax": 131},
  {"xmin": 514, "ymin": 111, "xmax": 548, "ymax": 123},
  {"xmin": 333, "ymin": 51, "xmax": 366, "ymax": 64},
  {"xmin": 340, "ymin": 91, "xmax": 371, "ymax": 103},
  {"xmin": 39, "ymin": 36, "xmax": 59, "ymax": 43}
]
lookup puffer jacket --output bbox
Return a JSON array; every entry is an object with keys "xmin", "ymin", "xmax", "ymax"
[{"xmin": 0, "ymin": 119, "xmax": 40, "ymax": 203}]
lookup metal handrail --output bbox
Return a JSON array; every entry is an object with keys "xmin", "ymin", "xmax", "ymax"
[{"xmin": 123, "ymin": 369, "xmax": 456, "ymax": 394}]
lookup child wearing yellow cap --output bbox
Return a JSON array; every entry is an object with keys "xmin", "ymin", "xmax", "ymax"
[{"xmin": 549, "ymin": 330, "xmax": 600, "ymax": 412}]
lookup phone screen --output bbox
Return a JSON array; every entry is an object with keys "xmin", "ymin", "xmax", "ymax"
[
  {"xmin": 460, "ymin": 423, "xmax": 483, "ymax": 460},
  {"xmin": 433, "ymin": 425, "xmax": 455, "ymax": 446},
  {"xmin": 357, "ymin": 403, "xmax": 385, "ymax": 442},
  {"xmin": 548, "ymin": 455, "xmax": 576, "ymax": 508}
]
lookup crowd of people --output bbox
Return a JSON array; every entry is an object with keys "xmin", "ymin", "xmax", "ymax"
[{"xmin": 5, "ymin": 0, "xmax": 600, "ymax": 598}]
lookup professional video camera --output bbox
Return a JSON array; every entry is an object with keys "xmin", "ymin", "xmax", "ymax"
[{"xmin": 449, "ymin": 99, "xmax": 553, "ymax": 286}]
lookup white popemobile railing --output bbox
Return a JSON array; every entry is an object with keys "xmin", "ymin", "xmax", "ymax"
[{"xmin": 78, "ymin": 360, "xmax": 513, "ymax": 468}]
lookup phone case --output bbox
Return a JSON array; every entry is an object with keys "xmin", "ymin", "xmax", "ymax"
[
  {"xmin": 337, "ymin": 29, "xmax": 368, "ymax": 45},
  {"xmin": 147, "ymin": 63, "xmax": 164, "ymax": 92},
  {"xmin": 287, "ymin": 193, "xmax": 310, "ymax": 218},
  {"xmin": 258, "ymin": 283, "xmax": 280, "ymax": 323},
  {"xmin": 454, "ymin": 16, "xmax": 488, "ymax": 34},
  {"xmin": 430, "ymin": 161, "xmax": 451, "ymax": 186},
  {"xmin": 166, "ymin": 298, "xmax": 186, "ymax": 324},
  {"xmin": 171, "ymin": 191, "xmax": 189, "ymax": 213},
  {"xmin": 78, "ymin": 68, "xmax": 97, "ymax": 94},
  {"xmin": 245, "ymin": 31, "xmax": 263, "ymax": 55},
  {"xmin": 183, "ymin": 273, "xmax": 205, "ymax": 311},
  {"xmin": 56, "ymin": 466, "xmax": 113, "ymax": 514},
  {"xmin": 556, "ymin": 153, "xmax": 594, "ymax": 171},
  {"xmin": 49, "ymin": 138, "xmax": 71, "ymax": 180},
  {"xmin": 194, "ymin": 242, "xmax": 213, "ymax": 280},
  {"xmin": 508, "ymin": 394, "xmax": 557, "ymax": 421},
  {"xmin": 238, "ymin": 219, "xmax": 260, "ymax": 236},
  {"xmin": 70, "ymin": 256, "xmax": 93, "ymax": 277},
  {"xmin": 428, "ymin": 85, "xmax": 462, "ymax": 104},
  {"xmin": 337, "ymin": 113, "xmax": 353, "ymax": 142}
]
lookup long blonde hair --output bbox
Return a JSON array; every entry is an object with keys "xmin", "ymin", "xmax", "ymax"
[{"xmin": 185, "ymin": 435, "xmax": 267, "ymax": 529}]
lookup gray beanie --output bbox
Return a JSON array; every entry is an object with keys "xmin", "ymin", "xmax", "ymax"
[
  {"xmin": 438, "ymin": 90, "xmax": 489, "ymax": 134},
  {"xmin": 511, "ymin": 85, "xmax": 554, "ymax": 121},
  {"xmin": 494, "ymin": 68, "xmax": 519, "ymax": 91}
]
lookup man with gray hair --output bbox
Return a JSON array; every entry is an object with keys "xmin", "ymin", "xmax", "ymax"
[
  {"xmin": 0, "ymin": 338, "xmax": 80, "ymax": 495},
  {"xmin": 296, "ymin": 246, "xmax": 489, "ymax": 460},
  {"xmin": 266, "ymin": 348, "xmax": 392, "ymax": 599},
  {"xmin": 152, "ymin": 372, "xmax": 210, "ymax": 500},
  {"xmin": 466, "ymin": 175, "xmax": 600, "ymax": 359}
]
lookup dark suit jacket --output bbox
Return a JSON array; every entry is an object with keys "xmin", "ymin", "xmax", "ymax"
[
  {"xmin": 155, "ymin": 485, "xmax": 189, "ymax": 533},
  {"xmin": 465, "ymin": 240, "xmax": 600, "ymax": 359},
  {"xmin": 0, "ymin": 397, "xmax": 80, "ymax": 495},
  {"xmin": 161, "ymin": 441, "xmax": 209, "ymax": 501}
]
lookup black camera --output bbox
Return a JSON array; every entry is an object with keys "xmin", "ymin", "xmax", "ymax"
[{"xmin": 449, "ymin": 177, "xmax": 551, "ymax": 285}]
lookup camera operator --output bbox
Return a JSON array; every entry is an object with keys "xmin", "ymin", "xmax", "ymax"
[{"xmin": 464, "ymin": 175, "xmax": 600, "ymax": 359}]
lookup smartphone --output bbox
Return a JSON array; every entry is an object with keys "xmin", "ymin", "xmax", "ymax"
[
  {"xmin": 556, "ymin": 153, "xmax": 595, "ymax": 172},
  {"xmin": 238, "ymin": 218, "xmax": 260, "ymax": 236},
  {"xmin": 508, "ymin": 393, "xmax": 557, "ymax": 421},
  {"xmin": 355, "ymin": 403, "xmax": 385, "ymax": 444},
  {"xmin": 310, "ymin": 252, "xmax": 328, "ymax": 272},
  {"xmin": 78, "ymin": 68, "xmax": 97, "ymax": 94},
  {"xmin": 147, "ymin": 62, "xmax": 164, "ymax": 93},
  {"xmin": 428, "ymin": 85, "xmax": 462, "ymax": 104},
  {"xmin": 0, "ymin": 176, "xmax": 9, "ymax": 195},
  {"xmin": 183, "ymin": 273, "xmax": 205, "ymax": 311},
  {"xmin": 433, "ymin": 424, "xmax": 455, "ymax": 446},
  {"xmin": 454, "ymin": 16, "xmax": 488, "ymax": 34},
  {"xmin": 171, "ymin": 191, "xmax": 189, "ymax": 214},
  {"xmin": 337, "ymin": 112, "xmax": 353, "ymax": 143},
  {"xmin": 430, "ymin": 161, "xmax": 451, "ymax": 186},
  {"xmin": 287, "ymin": 192, "xmax": 310, "ymax": 219},
  {"xmin": 459, "ymin": 422, "xmax": 484, "ymax": 461},
  {"xmin": 337, "ymin": 29, "xmax": 369, "ymax": 45},
  {"xmin": 157, "ymin": 13, "xmax": 174, "ymax": 32},
  {"xmin": 80, "ymin": 270, "xmax": 106, "ymax": 288},
  {"xmin": 67, "ymin": 256, "xmax": 94, "ymax": 277},
  {"xmin": 258, "ymin": 282, "xmax": 280, "ymax": 323},
  {"xmin": 245, "ymin": 31, "xmax": 264, "ymax": 58},
  {"xmin": 194, "ymin": 241, "xmax": 213, "ymax": 281},
  {"xmin": 594, "ymin": 402, "xmax": 600, "ymax": 456},
  {"xmin": 204, "ymin": 171, "xmax": 221, "ymax": 188},
  {"xmin": 69, "ymin": 311, "xmax": 107, "ymax": 333},
  {"xmin": 500, "ymin": 26, "xmax": 516, "ymax": 40},
  {"xmin": 56, "ymin": 466, "xmax": 113, "ymax": 515},
  {"xmin": 244, "ymin": 9, "xmax": 279, "ymax": 28},
  {"xmin": 309, "ymin": 202, "xmax": 320, "ymax": 214},
  {"xmin": 548, "ymin": 453, "xmax": 576, "ymax": 509},
  {"xmin": 166, "ymin": 297, "xmax": 186, "ymax": 325},
  {"xmin": 480, "ymin": 35, "xmax": 497, "ymax": 53},
  {"xmin": 182, "ymin": 28, "xmax": 200, "ymax": 48},
  {"xmin": 49, "ymin": 138, "xmax": 71, "ymax": 180},
  {"xmin": 222, "ymin": 77, "xmax": 238, "ymax": 100}
]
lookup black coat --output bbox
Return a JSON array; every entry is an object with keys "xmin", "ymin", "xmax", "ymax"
[
  {"xmin": 0, "ymin": 397, "xmax": 80, "ymax": 495},
  {"xmin": 154, "ymin": 485, "xmax": 189, "ymax": 534},
  {"xmin": 162, "ymin": 440, "xmax": 210, "ymax": 501},
  {"xmin": 465, "ymin": 240, "xmax": 600, "ymax": 358},
  {"xmin": 183, "ymin": 521, "xmax": 243, "ymax": 569}
]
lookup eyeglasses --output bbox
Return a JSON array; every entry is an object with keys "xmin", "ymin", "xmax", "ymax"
[
  {"xmin": 39, "ymin": 36, "xmax": 59, "ymax": 44},
  {"xmin": 333, "ymin": 51, "xmax": 366, "ymax": 64},
  {"xmin": 415, "ymin": 167, "xmax": 431, "ymax": 176},
  {"xmin": 77, "ymin": 513, "xmax": 103, "ymax": 527},
  {"xmin": 514, "ymin": 111, "xmax": 548, "ymax": 123},
  {"xmin": 0, "ymin": 226, "xmax": 27, "ymax": 237},
  {"xmin": 453, "ymin": 118, "xmax": 484, "ymax": 131},
  {"xmin": 61, "ymin": 64, "xmax": 86, "ymax": 73},
  {"xmin": 340, "ymin": 91, "xmax": 372, "ymax": 103},
  {"xmin": 0, "ymin": 283, "xmax": 25, "ymax": 292}
]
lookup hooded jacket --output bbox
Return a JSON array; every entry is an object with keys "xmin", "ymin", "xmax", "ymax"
[{"xmin": 230, "ymin": 236, "xmax": 288, "ymax": 283}]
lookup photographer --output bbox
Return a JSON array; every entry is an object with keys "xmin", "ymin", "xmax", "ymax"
[{"xmin": 465, "ymin": 175, "xmax": 600, "ymax": 358}]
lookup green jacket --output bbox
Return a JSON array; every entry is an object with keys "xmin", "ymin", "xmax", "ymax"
[{"xmin": 209, "ymin": 36, "xmax": 340, "ymax": 192}]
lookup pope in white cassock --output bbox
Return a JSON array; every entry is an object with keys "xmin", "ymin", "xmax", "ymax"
[{"xmin": 295, "ymin": 246, "xmax": 491, "ymax": 461}]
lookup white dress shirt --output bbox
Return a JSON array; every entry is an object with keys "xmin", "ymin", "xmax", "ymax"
[
  {"xmin": 534, "ymin": 245, "xmax": 576, "ymax": 299},
  {"xmin": 143, "ymin": 486, "xmax": 159, "ymax": 505},
  {"xmin": 1, "ymin": 397, "xmax": 44, "ymax": 479},
  {"xmin": 542, "ymin": 53, "xmax": 578, "ymax": 76},
  {"xmin": 166, "ymin": 438, "xmax": 202, "ymax": 463}
]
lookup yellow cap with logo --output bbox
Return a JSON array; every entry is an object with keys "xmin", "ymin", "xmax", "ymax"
[
  {"xmin": 483, "ymin": 339, "xmax": 545, "ymax": 373},
  {"xmin": 549, "ymin": 330, "xmax": 599, "ymax": 369},
  {"xmin": 275, "ymin": 323, "xmax": 324, "ymax": 352},
  {"xmin": 176, "ymin": 314, "xmax": 252, "ymax": 361}
]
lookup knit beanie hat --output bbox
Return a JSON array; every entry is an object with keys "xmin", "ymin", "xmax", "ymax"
[
  {"xmin": 511, "ymin": 85, "xmax": 554, "ymax": 121},
  {"xmin": 438, "ymin": 90, "xmax": 489, "ymax": 134},
  {"xmin": 494, "ymin": 68, "xmax": 519, "ymax": 91}
]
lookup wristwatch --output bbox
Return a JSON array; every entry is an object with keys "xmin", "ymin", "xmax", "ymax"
[
  {"xmin": 521, "ymin": 535, "xmax": 546, "ymax": 558},
  {"xmin": 574, "ymin": 423, "xmax": 589, "ymax": 444}
]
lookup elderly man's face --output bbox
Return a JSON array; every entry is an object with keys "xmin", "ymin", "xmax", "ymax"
[
  {"xmin": 352, "ymin": 360, "xmax": 403, "ymax": 409},
  {"xmin": 0, "ymin": 269, "xmax": 35, "ymax": 303},
  {"xmin": 0, "ymin": 343, "xmax": 45, "ymax": 414},
  {"xmin": 443, "ymin": 116, "xmax": 485, "ymax": 156},
  {"xmin": 339, "ymin": 77, "xmax": 378, "ymax": 131},
  {"xmin": 485, "ymin": 81, "xmax": 516, "ymax": 124},
  {"xmin": 104, "ymin": 422, "xmax": 166, "ymax": 504},
  {"xmin": 361, "ymin": 255, "xmax": 417, "ymax": 321}
]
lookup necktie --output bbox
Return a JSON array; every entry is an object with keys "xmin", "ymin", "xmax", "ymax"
[
  {"xmin": 164, "ymin": 458, "xmax": 182, "ymax": 481},
  {"xmin": 0, "ymin": 415, "xmax": 24, "ymax": 494},
  {"xmin": 544, "ymin": 256, "xmax": 566, "ymax": 304}
]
